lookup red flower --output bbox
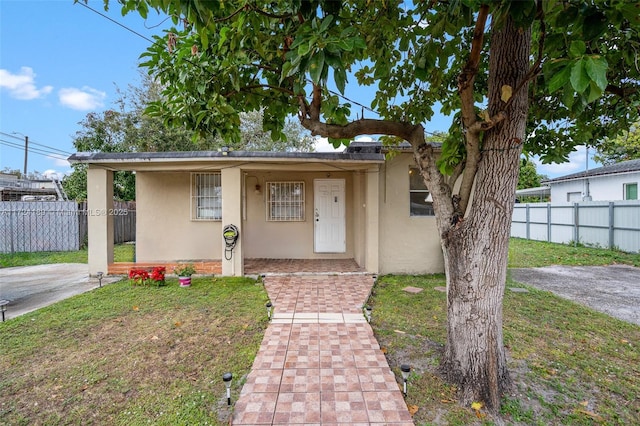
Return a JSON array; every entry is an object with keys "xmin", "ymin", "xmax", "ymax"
[
  {"xmin": 129, "ymin": 269, "xmax": 150, "ymax": 285},
  {"xmin": 150, "ymin": 266, "xmax": 166, "ymax": 282}
]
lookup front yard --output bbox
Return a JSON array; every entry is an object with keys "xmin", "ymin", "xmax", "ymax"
[
  {"xmin": 0, "ymin": 276, "xmax": 267, "ymax": 425},
  {"xmin": 0, "ymin": 239, "xmax": 638, "ymax": 425}
]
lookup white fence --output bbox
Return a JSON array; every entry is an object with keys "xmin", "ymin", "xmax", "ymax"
[{"xmin": 511, "ymin": 201, "xmax": 640, "ymax": 253}]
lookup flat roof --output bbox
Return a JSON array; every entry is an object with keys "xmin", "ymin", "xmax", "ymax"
[{"xmin": 68, "ymin": 149, "xmax": 385, "ymax": 164}]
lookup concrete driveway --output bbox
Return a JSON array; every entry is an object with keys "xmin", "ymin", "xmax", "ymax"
[
  {"xmin": 0, "ymin": 264, "xmax": 120, "ymax": 320},
  {"xmin": 510, "ymin": 265, "xmax": 640, "ymax": 326}
]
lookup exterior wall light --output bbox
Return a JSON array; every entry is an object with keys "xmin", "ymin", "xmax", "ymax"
[{"xmin": 223, "ymin": 372, "xmax": 233, "ymax": 405}]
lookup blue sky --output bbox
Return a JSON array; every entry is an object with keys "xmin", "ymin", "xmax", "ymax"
[{"xmin": 0, "ymin": 0, "xmax": 594, "ymax": 181}]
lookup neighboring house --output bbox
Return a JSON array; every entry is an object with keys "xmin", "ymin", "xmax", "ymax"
[
  {"xmin": 544, "ymin": 159, "xmax": 640, "ymax": 202},
  {"xmin": 0, "ymin": 173, "xmax": 62, "ymax": 201},
  {"xmin": 69, "ymin": 142, "xmax": 444, "ymax": 276}
]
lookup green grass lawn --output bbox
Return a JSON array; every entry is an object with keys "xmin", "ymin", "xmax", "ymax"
[
  {"xmin": 0, "ymin": 244, "xmax": 135, "ymax": 268},
  {"xmin": 1, "ymin": 239, "xmax": 639, "ymax": 424},
  {"xmin": 0, "ymin": 276, "xmax": 268, "ymax": 426},
  {"xmin": 508, "ymin": 238, "xmax": 640, "ymax": 268},
  {"xmin": 370, "ymin": 240, "xmax": 640, "ymax": 425}
]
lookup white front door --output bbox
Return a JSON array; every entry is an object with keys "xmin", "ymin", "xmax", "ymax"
[{"xmin": 314, "ymin": 179, "xmax": 346, "ymax": 253}]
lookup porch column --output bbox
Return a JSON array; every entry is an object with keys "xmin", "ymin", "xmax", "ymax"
[
  {"xmin": 365, "ymin": 167, "xmax": 380, "ymax": 273},
  {"xmin": 221, "ymin": 167, "xmax": 243, "ymax": 276},
  {"xmin": 87, "ymin": 166, "xmax": 114, "ymax": 276}
]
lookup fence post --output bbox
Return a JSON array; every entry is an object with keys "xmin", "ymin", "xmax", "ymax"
[
  {"xmin": 573, "ymin": 202, "xmax": 580, "ymax": 246},
  {"xmin": 526, "ymin": 204, "xmax": 530, "ymax": 240},
  {"xmin": 608, "ymin": 202, "xmax": 614, "ymax": 250},
  {"xmin": 10, "ymin": 207, "xmax": 15, "ymax": 254},
  {"xmin": 547, "ymin": 203, "xmax": 551, "ymax": 242}
]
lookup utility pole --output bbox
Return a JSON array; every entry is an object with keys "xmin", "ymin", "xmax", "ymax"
[
  {"xmin": 11, "ymin": 132, "xmax": 29, "ymax": 177},
  {"xmin": 23, "ymin": 135, "xmax": 28, "ymax": 177}
]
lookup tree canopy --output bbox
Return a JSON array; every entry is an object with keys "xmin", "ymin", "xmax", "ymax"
[
  {"xmin": 63, "ymin": 73, "xmax": 314, "ymax": 200},
  {"xmin": 594, "ymin": 121, "xmax": 640, "ymax": 165},
  {"xmin": 517, "ymin": 158, "xmax": 547, "ymax": 190}
]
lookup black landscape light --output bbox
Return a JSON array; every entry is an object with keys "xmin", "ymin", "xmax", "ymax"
[
  {"xmin": 401, "ymin": 364, "xmax": 411, "ymax": 396},
  {"xmin": 0, "ymin": 300, "xmax": 8, "ymax": 322},
  {"xmin": 364, "ymin": 305, "xmax": 372, "ymax": 322},
  {"xmin": 223, "ymin": 372, "xmax": 233, "ymax": 405},
  {"xmin": 97, "ymin": 271, "xmax": 104, "ymax": 287},
  {"xmin": 266, "ymin": 301, "xmax": 273, "ymax": 320}
]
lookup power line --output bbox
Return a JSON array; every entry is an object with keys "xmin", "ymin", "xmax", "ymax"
[
  {"xmin": 0, "ymin": 132, "xmax": 72, "ymax": 155},
  {"xmin": 0, "ymin": 139, "xmax": 67, "ymax": 158},
  {"xmin": 0, "ymin": 139, "xmax": 68, "ymax": 160},
  {"xmin": 76, "ymin": 1, "xmax": 155, "ymax": 44},
  {"xmin": 28, "ymin": 140, "xmax": 72, "ymax": 156},
  {"xmin": 74, "ymin": 3, "xmax": 444, "ymax": 138}
]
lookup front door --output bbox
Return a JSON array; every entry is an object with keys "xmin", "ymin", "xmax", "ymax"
[{"xmin": 314, "ymin": 179, "xmax": 346, "ymax": 253}]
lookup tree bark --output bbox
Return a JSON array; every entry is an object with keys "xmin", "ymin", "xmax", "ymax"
[{"xmin": 438, "ymin": 16, "xmax": 531, "ymax": 411}]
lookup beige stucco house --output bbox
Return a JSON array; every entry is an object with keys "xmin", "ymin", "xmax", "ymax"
[{"xmin": 70, "ymin": 142, "xmax": 444, "ymax": 276}]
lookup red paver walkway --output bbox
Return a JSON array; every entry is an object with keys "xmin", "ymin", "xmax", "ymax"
[{"xmin": 232, "ymin": 274, "xmax": 414, "ymax": 425}]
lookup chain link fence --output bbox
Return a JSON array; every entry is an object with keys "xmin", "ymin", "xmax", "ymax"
[{"xmin": 0, "ymin": 201, "xmax": 135, "ymax": 254}]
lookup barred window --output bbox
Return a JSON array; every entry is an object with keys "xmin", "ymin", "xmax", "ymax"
[
  {"xmin": 191, "ymin": 173, "xmax": 221, "ymax": 220},
  {"xmin": 409, "ymin": 167, "xmax": 434, "ymax": 216},
  {"xmin": 267, "ymin": 181, "xmax": 305, "ymax": 221}
]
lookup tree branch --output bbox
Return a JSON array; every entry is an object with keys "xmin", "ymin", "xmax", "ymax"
[
  {"xmin": 502, "ymin": 0, "xmax": 546, "ymax": 112},
  {"xmin": 412, "ymin": 141, "xmax": 457, "ymax": 234},
  {"xmin": 249, "ymin": 5, "xmax": 294, "ymax": 20},
  {"xmin": 457, "ymin": 4, "xmax": 489, "ymax": 217},
  {"xmin": 310, "ymin": 84, "xmax": 322, "ymax": 121},
  {"xmin": 467, "ymin": 111, "xmax": 507, "ymax": 134},
  {"xmin": 300, "ymin": 116, "xmax": 421, "ymax": 141},
  {"xmin": 214, "ymin": 5, "xmax": 248, "ymax": 23},
  {"xmin": 458, "ymin": 4, "xmax": 489, "ymax": 132},
  {"xmin": 223, "ymin": 84, "xmax": 295, "ymax": 98},
  {"xmin": 606, "ymin": 84, "xmax": 639, "ymax": 97}
]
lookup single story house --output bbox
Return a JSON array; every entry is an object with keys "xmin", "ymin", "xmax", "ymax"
[
  {"xmin": 544, "ymin": 158, "xmax": 640, "ymax": 202},
  {"xmin": 69, "ymin": 142, "xmax": 444, "ymax": 277}
]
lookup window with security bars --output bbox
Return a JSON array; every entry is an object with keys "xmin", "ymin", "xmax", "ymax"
[
  {"xmin": 409, "ymin": 167, "xmax": 434, "ymax": 216},
  {"xmin": 267, "ymin": 181, "xmax": 305, "ymax": 221},
  {"xmin": 191, "ymin": 173, "xmax": 221, "ymax": 220}
]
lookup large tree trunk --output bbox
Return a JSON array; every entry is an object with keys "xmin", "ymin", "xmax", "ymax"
[{"xmin": 439, "ymin": 17, "xmax": 531, "ymax": 411}]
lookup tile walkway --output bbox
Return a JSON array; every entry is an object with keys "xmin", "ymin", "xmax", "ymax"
[
  {"xmin": 244, "ymin": 259, "xmax": 364, "ymax": 275},
  {"xmin": 232, "ymin": 274, "xmax": 414, "ymax": 425}
]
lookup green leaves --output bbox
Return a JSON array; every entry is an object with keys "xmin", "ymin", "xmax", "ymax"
[
  {"xmin": 584, "ymin": 56, "xmax": 608, "ymax": 91},
  {"xmin": 568, "ymin": 40, "xmax": 586, "ymax": 58},
  {"xmin": 545, "ymin": 53, "xmax": 609, "ymax": 111},
  {"xmin": 570, "ymin": 60, "xmax": 590, "ymax": 93},
  {"xmin": 308, "ymin": 50, "xmax": 325, "ymax": 85}
]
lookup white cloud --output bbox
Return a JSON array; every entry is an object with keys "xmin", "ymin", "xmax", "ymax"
[
  {"xmin": 42, "ymin": 168, "xmax": 71, "ymax": 180},
  {"xmin": 536, "ymin": 145, "xmax": 591, "ymax": 178},
  {"xmin": 354, "ymin": 136, "xmax": 375, "ymax": 142},
  {"xmin": 42, "ymin": 169, "xmax": 61, "ymax": 180},
  {"xmin": 49, "ymin": 155, "xmax": 70, "ymax": 168},
  {"xmin": 0, "ymin": 67, "xmax": 53, "ymax": 100},
  {"xmin": 58, "ymin": 86, "xmax": 106, "ymax": 110},
  {"xmin": 314, "ymin": 137, "xmax": 342, "ymax": 152},
  {"xmin": 314, "ymin": 136, "xmax": 378, "ymax": 152}
]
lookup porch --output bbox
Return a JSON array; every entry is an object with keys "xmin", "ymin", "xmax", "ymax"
[{"xmin": 107, "ymin": 258, "xmax": 364, "ymax": 276}]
